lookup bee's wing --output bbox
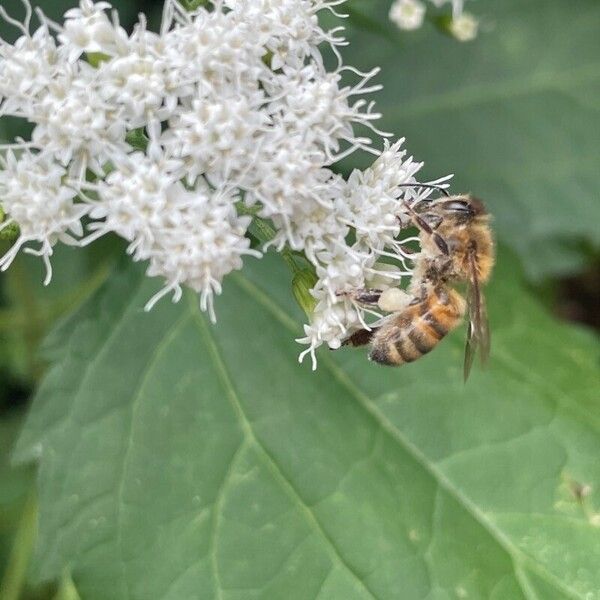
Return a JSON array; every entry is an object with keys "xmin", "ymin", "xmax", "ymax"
[
  {"xmin": 463, "ymin": 320, "xmax": 477, "ymax": 382},
  {"xmin": 464, "ymin": 248, "xmax": 491, "ymax": 381},
  {"xmin": 479, "ymin": 294, "xmax": 491, "ymax": 364}
]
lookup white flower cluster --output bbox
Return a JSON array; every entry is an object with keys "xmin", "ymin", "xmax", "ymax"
[
  {"xmin": 389, "ymin": 0, "xmax": 479, "ymax": 41},
  {"xmin": 0, "ymin": 0, "xmax": 448, "ymax": 368}
]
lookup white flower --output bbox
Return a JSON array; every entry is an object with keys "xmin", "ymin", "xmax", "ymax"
[
  {"xmin": 0, "ymin": 150, "xmax": 85, "ymax": 283},
  {"xmin": 84, "ymin": 151, "xmax": 184, "ymax": 252},
  {"xmin": 163, "ymin": 90, "xmax": 270, "ymax": 185},
  {"xmin": 163, "ymin": 6, "xmax": 268, "ymax": 98},
  {"xmin": 389, "ymin": 0, "xmax": 426, "ymax": 31},
  {"xmin": 297, "ymin": 292, "xmax": 365, "ymax": 370},
  {"xmin": 96, "ymin": 28, "xmax": 171, "ymax": 126},
  {"xmin": 83, "ymin": 154, "xmax": 259, "ymax": 321},
  {"xmin": 59, "ymin": 0, "xmax": 120, "ymax": 62},
  {"xmin": 0, "ymin": 26, "xmax": 60, "ymax": 117},
  {"xmin": 0, "ymin": 0, "xmax": 451, "ymax": 368},
  {"xmin": 449, "ymin": 12, "xmax": 479, "ymax": 41},
  {"xmin": 223, "ymin": 0, "xmax": 332, "ymax": 70},
  {"xmin": 246, "ymin": 133, "xmax": 328, "ymax": 231},
  {"xmin": 271, "ymin": 64, "xmax": 384, "ymax": 162},
  {"xmin": 343, "ymin": 139, "xmax": 423, "ymax": 248},
  {"xmin": 29, "ymin": 63, "xmax": 130, "ymax": 177},
  {"xmin": 391, "ymin": 0, "xmax": 478, "ymax": 37},
  {"xmin": 143, "ymin": 184, "xmax": 261, "ymax": 322}
]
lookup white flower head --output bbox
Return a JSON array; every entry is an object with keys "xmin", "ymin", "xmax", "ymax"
[
  {"xmin": 389, "ymin": 0, "xmax": 426, "ymax": 31},
  {"xmin": 0, "ymin": 150, "xmax": 85, "ymax": 283},
  {"xmin": 163, "ymin": 90, "xmax": 270, "ymax": 185},
  {"xmin": 84, "ymin": 151, "xmax": 184, "ymax": 251},
  {"xmin": 391, "ymin": 0, "xmax": 478, "ymax": 37},
  {"xmin": 449, "ymin": 11, "xmax": 479, "ymax": 41},
  {"xmin": 59, "ymin": 0, "xmax": 120, "ymax": 62},
  {"xmin": 163, "ymin": 6, "xmax": 268, "ymax": 99},
  {"xmin": 143, "ymin": 184, "xmax": 261, "ymax": 322},
  {"xmin": 98, "ymin": 21, "xmax": 178, "ymax": 129},
  {"xmin": 0, "ymin": 25, "xmax": 60, "ymax": 117},
  {"xmin": 297, "ymin": 291, "xmax": 366, "ymax": 370},
  {"xmin": 272, "ymin": 64, "xmax": 385, "ymax": 163},
  {"xmin": 223, "ymin": 0, "xmax": 332, "ymax": 70},
  {"xmin": 30, "ymin": 63, "xmax": 129, "ymax": 177},
  {"xmin": 0, "ymin": 0, "xmax": 451, "ymax": 369}
]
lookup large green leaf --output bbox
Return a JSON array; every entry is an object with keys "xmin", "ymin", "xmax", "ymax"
[
  {"xmin": 14, "ymin": 250, "xmax": 600, "ymax": 599},
  {"xmin": 339, "ymin": 0, "xmax": 600, "ymax": 278}
]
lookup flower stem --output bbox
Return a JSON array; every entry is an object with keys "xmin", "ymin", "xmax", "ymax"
[
  {"xmin": 0, "ymin": 489, "xmax": 37, "ymax": 600},
  {"xmin": 6, "ymin": 255, "xmax": 46, "ymax": 383},
  {"xmin": 53, "ymin": 573, "xmax": 81, "ymax": 600}
]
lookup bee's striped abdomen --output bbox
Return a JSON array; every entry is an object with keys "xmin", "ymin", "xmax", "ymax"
[{"xmin": 369, "ymin": 287, "xmax": 464, "ymax": 366}]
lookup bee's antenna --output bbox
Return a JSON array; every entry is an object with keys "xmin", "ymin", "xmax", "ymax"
[{"xmin": 396, "ymin": 183, "xmax": 451, "ymax": 198}]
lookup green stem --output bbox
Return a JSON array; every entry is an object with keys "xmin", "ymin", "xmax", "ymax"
[
  {"xmin": 250, "ymin": 218, "xmax": 302, "ymax": 273},
  {"xmin": 0, "ymin": 490, "xmax": 37, "ymax": 600},
  {"xmin": 7, "ymin": 257, "xmax": 45, "ymax": 383},
  {"xmin": 53, "ymin": 573, "xmax": 81, "ymax": 600}
]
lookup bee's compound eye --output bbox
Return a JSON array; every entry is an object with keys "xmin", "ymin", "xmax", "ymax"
[{"xmin": 443, "ymin": 200, "xmax": 472, "ymax": 214}]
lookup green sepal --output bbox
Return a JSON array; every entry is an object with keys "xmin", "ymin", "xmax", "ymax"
[
  {"xmin": 85, "ymin": 52, "xmax": 110, "ymax": 68},
  {"xmin": 0, "ymin": 206, "xmax": 19, "ymax": 241},
  {"xmin": 125, "ymin": 128, "xmax": 149, "ymax": 152}
]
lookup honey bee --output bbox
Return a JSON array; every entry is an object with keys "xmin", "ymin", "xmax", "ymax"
[{"xmin": 343, "ymin": 191, "xmax": 494, "ymax": 380}]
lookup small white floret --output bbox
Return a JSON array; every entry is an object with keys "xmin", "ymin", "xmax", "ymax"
[
  {"xmin": 389, "ymin": 0, "xmax": 426, "ymax": 31},
  {"xmin": 449, "ymin": 12, "xmax": 479, "ymax": 41}
]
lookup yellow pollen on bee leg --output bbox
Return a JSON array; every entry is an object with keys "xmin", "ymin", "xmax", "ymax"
[{"xmin": 378, "ymin": 288, "xmax": 410, "ymax": 312}]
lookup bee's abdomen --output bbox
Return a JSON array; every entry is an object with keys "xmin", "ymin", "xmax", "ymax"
[{"xmin": 369, "ymin": 291, "xmax": 463, "ymax": 366}]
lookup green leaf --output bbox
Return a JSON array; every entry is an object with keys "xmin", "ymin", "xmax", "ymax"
[
  {"xmin": 14, "ymin": 249, "xmax": 600, "ymax": 599},
  {"xmin": 340, "ymin": 0, "xmax": 600, "ymax": 278},
  {"xmin": 0, "ymin": 244, "xmax": 111, "ymax": 384}
]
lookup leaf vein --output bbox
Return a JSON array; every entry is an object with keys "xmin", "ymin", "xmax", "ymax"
[
  {"xmin": 192, "ymin": 304, "xmax": 378, "ymax": 600},
  {"xmin": 209, "ymin": 442, "xmax": 245, "ymax": 600},
  {"xmin": 232, "ymin": 273, "xmax": 587, "ymax": 600},
  {"xmin": 115, "ymin": 313, "xmax": 191, "ymax": 600}
]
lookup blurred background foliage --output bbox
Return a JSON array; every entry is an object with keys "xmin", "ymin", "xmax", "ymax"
[{"xmin": 0, "ymin": 0, "xmax": 598, "ymax": 598}]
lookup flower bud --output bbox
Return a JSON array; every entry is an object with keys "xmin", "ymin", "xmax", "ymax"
[
  {"xmin": 292, "ymin": 268, "xmax": 318, "ymax": 318},
  {"xmin": 448, "ymin": 13, "xmax": 479, "ymax": 41},
  {"xmin": 435, "ymin": 12, "xmax": 479, "ymax": 42}
]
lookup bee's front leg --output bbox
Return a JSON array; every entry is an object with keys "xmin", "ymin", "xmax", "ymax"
[
  {"xmin": 337, "ymin": 288, "xmax": 383, "ymax": 306},
  {"xmin": 338, "ymin": 288, "xmax": 411, "ymax": 313}
]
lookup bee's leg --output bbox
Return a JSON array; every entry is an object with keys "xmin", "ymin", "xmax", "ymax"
[
  {"xmin": 337, "ymin": 289, "xmax": 382, "ymax": 348},
  {"xmin": 354, "ymin": 288, "xmax": 383, "ymax": 305},
  {"xmin": 342, "ymin": 328, "xmax": 378, "ymax": 347},
  {"xmin": 397, "ymin": 208, "xmax": 449, "ymax": 256},
  {"xmin": 337, "ymin": 288, "xmax": 383, "ymax": 306}
]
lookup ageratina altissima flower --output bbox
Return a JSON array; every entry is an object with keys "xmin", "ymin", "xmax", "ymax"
[
  {"xmin": 0, "ymin": 0, "xmax": 449, "ymax": 369},
  {"xmin": 389, "ymin": 0, "xmax": 479, "ymax": 39}
]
